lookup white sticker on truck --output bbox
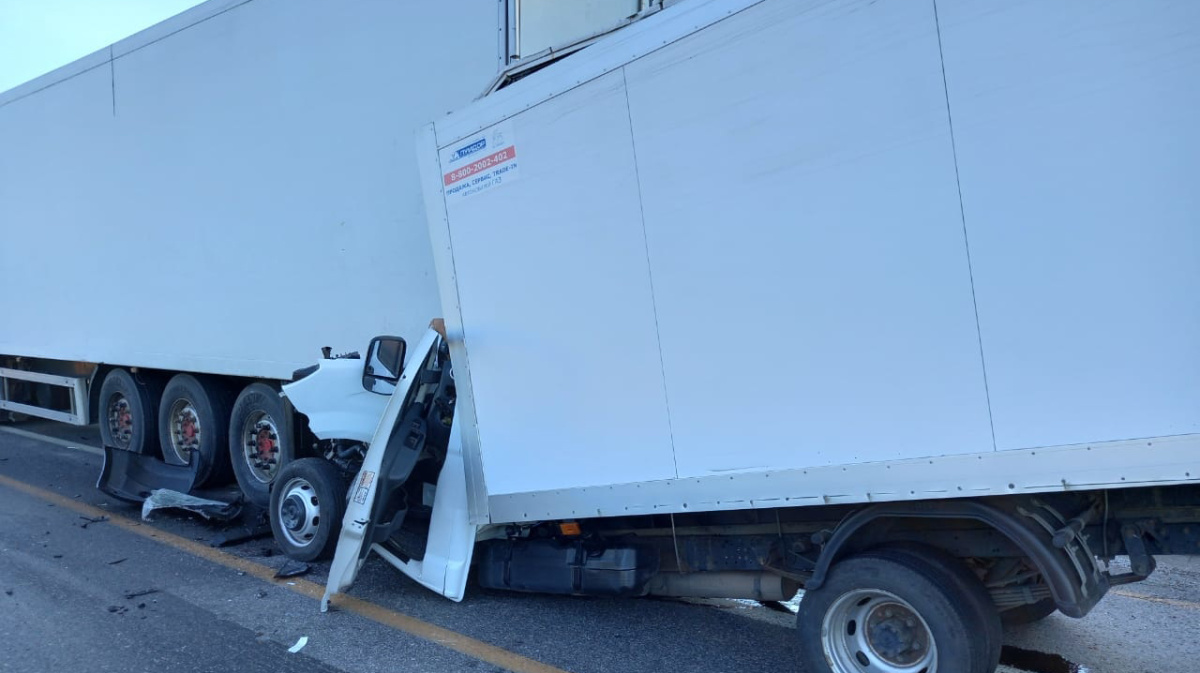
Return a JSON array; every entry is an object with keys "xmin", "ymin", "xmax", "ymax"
[{"xmin": 441, "ymin": 122, "xmax": 519, "ymax": 203}]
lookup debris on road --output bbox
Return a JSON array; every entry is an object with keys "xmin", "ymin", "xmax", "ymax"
[
  {"xmin": 141, "ymin": 489, "xmax": 241, "ymax": 522},
  {"xmin": 274, "ymin": 560, "xmax": 310, "ymax": 579},
  {"xmin": 287, "ymin": 636, "xmax": 308, "ymax": 653},
  {"xmin": 98, "ymin": 446, "xmax": 199, "ymax": 503},
  {"xmin": 209, "ymin": 521, "xmax": 271, "ymax": 548},
  {"xmin": 106, "ymin": 558, "xmax": 127, "ymax": 565},
  {"xmin": 124, "ymin": 589, "xmax": 160, "ymax": 600},
  {"xmin": 78, "ymin": 515, "xmax": 108, "ymax": 529}
]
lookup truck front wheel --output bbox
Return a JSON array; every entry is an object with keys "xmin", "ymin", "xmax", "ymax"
[
  {"xmin": 269, "ymin": 458, "xmax": 347, "ymax": 561},
  {"xmin": 228, "ymin": 382, "xmax": 293, "ymax": 507},
  {"xmin": 797, "ymin": 551, "xmax": 1001, "ymax": 673}
]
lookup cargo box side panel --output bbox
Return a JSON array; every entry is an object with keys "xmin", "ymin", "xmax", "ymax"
[
  {"xmin": 623, "ymin": 0, "xmax": 994, "ymax": 477},
  {"xmin": 1, "ymin": 66, "xmax": 116, "ymax": 364},
  {"xmin": 0, "ymin": 0, "xmax": 499, "ymax": 379},
  {"xmin": 939, "ymin": 0, "xmax": 1200, "ymax": 449},
  {"xmin": 437, "ymin": 71, "xmax": 677, "ymax": 497}
]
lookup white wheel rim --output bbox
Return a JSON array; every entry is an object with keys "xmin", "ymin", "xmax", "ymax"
[
  {"xmin": 276, "ymin": 476, "xmax": 321, "ymax": 548},
  {"xmin": 822, "ymin": 588, "xmax": 937, "ymax": 673}
]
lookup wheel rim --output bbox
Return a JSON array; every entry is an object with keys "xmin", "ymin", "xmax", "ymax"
[
  {"xmin": 822, "ymin": 589, "xmax": 937, "ymax": 673},
  {"xmin": 241, "ymin": 411, "xmax": 281, "ymax": 484},
  {"xmin": 106, "ymin": 393, "xmax": 134, "ymax": 450},
  {"xmin": 276, "ymin": 476, "xmax": 321, "ymax": 548},
  {"xmin": 166, "ymin": 398, "xmax": 201, "ymax": 464}
]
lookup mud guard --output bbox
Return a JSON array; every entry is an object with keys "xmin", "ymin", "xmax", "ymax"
[{"xmin": 98, "ymin": 445, "xmax": 199, "ymax": 502}]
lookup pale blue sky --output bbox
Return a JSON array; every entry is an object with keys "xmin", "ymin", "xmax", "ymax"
[{"xmin": 0, "ymin": 0, "xmax": 206, "ymax": 93}]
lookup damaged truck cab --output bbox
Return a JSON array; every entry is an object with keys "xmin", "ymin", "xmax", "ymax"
[{"xmin": 281, "ymin": 329, "xmax": 475, "ymax": 605}]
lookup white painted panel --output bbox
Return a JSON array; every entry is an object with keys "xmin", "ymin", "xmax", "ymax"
[
  {"xmin": 624, "ymin": 0, "xmax": 994, "ymax": 477},
  {"xmin": 0, "ymin": 1, "xmax": 499, "ymax": 379},
  {"xmin": 438, "ymin": 71, "xmax": 676, "ymax": 496},
  {"xmin": 938, "ymin": 0, "xmax": 1200, "ymax": 449}
]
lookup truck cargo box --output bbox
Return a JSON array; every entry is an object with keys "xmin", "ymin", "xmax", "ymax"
[{"xmin": 418, "ymin": 0, "xmax": 1200, "ymax": 523}]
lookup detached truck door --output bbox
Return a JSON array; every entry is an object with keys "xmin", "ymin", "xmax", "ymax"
[{"xmin": 322, "ymin": 329, "xmax": 477, "ymax": 608}]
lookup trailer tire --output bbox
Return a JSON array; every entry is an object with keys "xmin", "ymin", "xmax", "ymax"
[
  {"xmin": 157, "ymin": 374, "xmax": 232, "ymax": 487},
  {"xmin": 229, "ymin": 382, "xmax": 293, "ymax": 507},
  {"xmin": 98, "ymin": 368, "xmax": 162, "ymax": 456},
  {"xmin": 269, "ymin": 458, "xmax": 347, "ymax": 561},
  {"xmin": 1001, "ymin": 597, "xmax": 1057, "ymax": 626},
  {"xmin": 797, "ymin": 551, "xmax": 999, "ymax": 673}
]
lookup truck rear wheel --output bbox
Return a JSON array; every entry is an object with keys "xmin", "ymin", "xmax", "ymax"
[
  {"xmin": 158, "ymin": 374, "xmax": 232, "ymax": 487},
  {"xmin": 797, "ymin": 551, "xmax": 1001, "ymax": 673},
  {"xmin": 229, "ymin": 382, "xmax": 293, "ymax": 507},
  {"xmin": 98, "ymin": 368, "xmax": 161, "ymax": 456},
  {"xmin": 269, "ymin": 458, "xmax": 347, "ymax": 561}
]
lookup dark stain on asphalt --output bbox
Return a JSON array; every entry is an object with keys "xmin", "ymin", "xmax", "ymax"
[{"xmin": 1001, "ymin": 646, "xmax": 1092, "ymax": 673}]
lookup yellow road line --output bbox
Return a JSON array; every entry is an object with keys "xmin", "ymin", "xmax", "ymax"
[
  {"xmin": 1112, "ymin": 588, "xmax": 1200, "ymax": 611},
  {"xmin": 0, "ymin": 472, "xmax": 570, "ymax": 673}
]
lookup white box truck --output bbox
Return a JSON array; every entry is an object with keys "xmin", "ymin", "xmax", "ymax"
[
  {"xmin": 282, "ymin": 2, "xmax": 1200, "ymax": 673},
  {"xmin": 3, "ymin": 1, "xmax": 1199, "ymax": 672}
]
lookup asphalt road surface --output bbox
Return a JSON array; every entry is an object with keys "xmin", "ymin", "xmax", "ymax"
[{"xmin": 1, "ymin": 422, "xmax": 1197, "ymax": 673}]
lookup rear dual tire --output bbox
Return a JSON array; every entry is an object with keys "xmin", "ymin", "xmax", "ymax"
[
  {"xmin": 157, "ymin": 374, "xmax": 233, "ymax": 488},
  {"xmin": 98, "ymin": 368, "xmax": 163, "ymax": 456},
  {"xmin": 797, "ymin": 546, "xmax": 1002, "ymax": 673},
  {"xmin": 229, "ymin": 382, "xmax": 294, "ymax": 508}
]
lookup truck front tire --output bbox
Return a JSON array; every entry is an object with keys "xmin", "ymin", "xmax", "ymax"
[
  {"xmin": 98, "ymin": 368, "xmax": 162, "ymax": 456},
  {"xmin": 157, "ymin": 374, "xmax": 232, "ymax": 487},
  {"xmin": 269, "ymin": 458, "xmax": 347, "ymax": 561},
  {"xmin": 796, "ymin": 551, "xmax": 1001, "ymax": 673},
  {"xmin": 228, "ymin": 382, "xmax": 293, "ymax": 507}
]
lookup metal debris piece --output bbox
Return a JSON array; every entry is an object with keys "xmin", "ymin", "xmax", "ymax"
[
  {"xmin": 124, "ymin": 589, "xmax": 159, "ymax": 600},
  {"xmin": 107, "ymin": 558, "xmax": 127, "ymax": 565},
  {"xmin": 141, "ymin": 489, "xmax": 241, "ymax": 522},
  {"xmin": 79, "ymin": 515, "xmax": 108, "ymax": 529},
  {"xmin": 274, "ymin": 560, "xmax": 311, "ymax": 578},
  {"xmin": 209, "ymin": 523, "xmax": 271, "ymax": 548}
]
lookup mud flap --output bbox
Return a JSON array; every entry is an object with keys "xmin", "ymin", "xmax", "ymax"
[{"xmin": 97, "ymin": 445, "xmax": 199, "ymax": 502}]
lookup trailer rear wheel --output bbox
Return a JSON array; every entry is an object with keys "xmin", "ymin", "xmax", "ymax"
[
  {"xmin": 158, "ymin": 374, "xmax": 232, "ymax": 487},
  {"xmin": 797, "ymin": 551, "xmax": 1000, "ymax": 673},
  {"xmin": 229, "ymin": 382, "xmax": 293, "ymax": 507},
  {"xmin": 269, "ymin": 458, "xmax": 347, "ymax": 561},
  {"xmin": 98, "ymin": 368, "xmax": 161, "ymax": 456}
]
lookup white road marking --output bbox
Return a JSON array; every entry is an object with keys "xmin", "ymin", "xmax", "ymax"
[{"xmin": 0, "ymin": 426, "xmax": 104, "ymax": 456}]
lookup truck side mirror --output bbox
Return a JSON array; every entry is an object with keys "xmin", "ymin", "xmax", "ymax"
[{"xmin": 363, "ymin": 336, "xmax": 406, "ymax": 394}]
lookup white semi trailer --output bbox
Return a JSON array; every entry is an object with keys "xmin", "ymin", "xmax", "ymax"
[
  {"xmin": 0, "ymin": 0, "xmax": 659, "ymax": 505},
  {"xmin": 4, "ymin": 1, "xmax": 1200, "ymax": 673}
]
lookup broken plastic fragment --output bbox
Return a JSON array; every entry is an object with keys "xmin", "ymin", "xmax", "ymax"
[
  {"xmin": 287, "ymin": 636, "xmax": 308, "ymax": 653},
  {"xmin": 140, "ymin": 489, "xmax": 241, "ymax": 522}
]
